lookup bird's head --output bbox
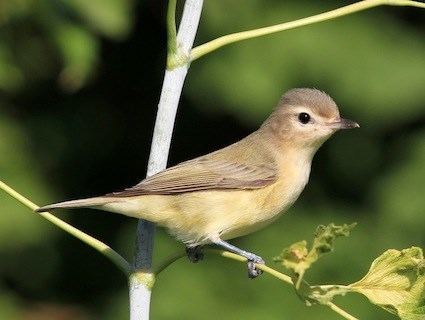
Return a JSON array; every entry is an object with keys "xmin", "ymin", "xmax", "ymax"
[{"xmin": 262, "ymin": 88, "xmax": 359, "ymax": 152}]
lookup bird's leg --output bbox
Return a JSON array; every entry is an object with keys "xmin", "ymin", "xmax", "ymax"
[
  {"xmin": 211, "ymin": 238, "xmax": 265, "ymax": 279},
  {"xmin": 186, "ymin": 245, "xmax": 204, "ymax": 263}
]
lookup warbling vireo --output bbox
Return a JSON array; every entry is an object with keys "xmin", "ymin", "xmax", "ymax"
[{"xmin": 37, "ymin": 88, "xmax": 359, "ymax": 278}]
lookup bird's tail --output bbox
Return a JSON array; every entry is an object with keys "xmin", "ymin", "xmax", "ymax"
[{"xmin": 35, "ymin": 197, "xmax": 112, "ymax": 213}]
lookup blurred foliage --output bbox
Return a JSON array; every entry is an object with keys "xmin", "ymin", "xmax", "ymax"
[
  {"xmin": 189, "ymin": 1, "xmax": 425, "ymax": 127},
  {"xmin": 0, "ymin": 1, "xmax": 424, "ymax": 320},
  {"xmin": 0, "ymin": 0, "xmax": 134, "ymax": 92}
]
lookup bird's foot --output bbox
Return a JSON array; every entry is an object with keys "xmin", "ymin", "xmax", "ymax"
[
  {"xmin": 186, "ymin": 246, "xmax": 204, "ymax": 263},
  {"xmin": 245, "ymin": 253, "xmax": 265, "ymax": 279},
  {"xmin": 210, "ymin": 237, "xmax": 265, "ymax": 278}
]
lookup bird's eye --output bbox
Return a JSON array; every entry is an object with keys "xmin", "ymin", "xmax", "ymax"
[{"xmin": 298, "ymin": 112, "xmax": 311, "ymax": 124}]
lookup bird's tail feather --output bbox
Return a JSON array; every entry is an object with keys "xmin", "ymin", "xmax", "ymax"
[{"xmin": 36, "ymin": 197, "xmax": 111, "ymax": 212}]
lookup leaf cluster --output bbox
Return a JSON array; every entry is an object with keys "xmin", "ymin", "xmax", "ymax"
[{"xmin": 274, "ymin": 223, "xmax": 424, "ymax": 320}]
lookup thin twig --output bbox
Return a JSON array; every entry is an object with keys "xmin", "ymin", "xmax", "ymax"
[
  {"xmin": 190, "ymin": 0, "xmax": 425, "ymax": 62},
  {"xmin": 211, "ymin": 249, "xmax": 294, "ymax": 284},
  {"xmin": 327, "ymin": 302, "xmax": 359, "ymax": 320},
  {"xmin": 154, "ymin": 251, "xmax": 186, "ymax": 275},
  {"xmin": 0, "ymin": 180, "xmax": 131, "ymax": 274}
]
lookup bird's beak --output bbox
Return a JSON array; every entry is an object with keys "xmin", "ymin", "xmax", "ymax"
[{"xmin": 327, "ymin": 118, "xmax": 360, "ymax": 130}]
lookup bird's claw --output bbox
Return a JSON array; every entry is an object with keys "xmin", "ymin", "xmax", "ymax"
[
  {"xmin": 246, "ymin": 254, "xmax": 265, "ymax": 279},
  {"xmin": 186, "ymin": 246, "xmax": 204, "ymax": 263}
]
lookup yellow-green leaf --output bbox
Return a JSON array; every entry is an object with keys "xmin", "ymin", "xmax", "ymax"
[
  {"xmin": 350, "ymin": 247, "xmax": 425, "ymax": 320},
  {"xmin": 274, "ymin": 223, "xmax": 356, "ymax": 288}
]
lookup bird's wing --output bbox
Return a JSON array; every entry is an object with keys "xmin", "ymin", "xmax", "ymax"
[{"xmin": 106, "ymin": 157, "xmax": 277, "ymax": 197}]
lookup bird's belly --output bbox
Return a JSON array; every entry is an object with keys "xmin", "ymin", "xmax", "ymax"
[
  {"xmin": 219, "ymin": 210, "xmax": 281, "ymax": 241},
  {"xmin": 166, "ymin": 194, "xmax": 282, "ymax": 245},
  {"xmin": 167, "ymin": 179, "xmax": 305, "ymax": 245}
]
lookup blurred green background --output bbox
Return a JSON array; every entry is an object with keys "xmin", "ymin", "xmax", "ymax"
[{"xmin": 0, "ymin": 0, "xmax": 424, "ymax": 319}]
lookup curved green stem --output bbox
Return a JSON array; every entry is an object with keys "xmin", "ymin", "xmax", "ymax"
[
  {"xmin": 155, "ymin": 251, "xmax": 186, "ymax": 275},
  {"xmin": 0, "ymin": 180, "xmax": 131, "ymax": 274},
  {"xmin": 190, "ymin": 0, "xmax": 425, "ymax": 62}
]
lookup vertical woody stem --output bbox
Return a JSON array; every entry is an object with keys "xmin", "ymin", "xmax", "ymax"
[{"xmin": 129, "ymin": 1, "xmax": 204, "ymax": 319}]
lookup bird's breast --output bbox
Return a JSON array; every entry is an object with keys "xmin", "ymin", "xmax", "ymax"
[
  {"xmin": 217, "ymin": 156, "xmax": 312, "ymax": 241},
  {"xmin": 254, "ymin": 149, "xmax": 310, "ymax": 211}
]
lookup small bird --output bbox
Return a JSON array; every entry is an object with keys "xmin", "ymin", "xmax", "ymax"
[{"xmin": 37, "ymin": 88, "xmax": 359, "ymax": 278}]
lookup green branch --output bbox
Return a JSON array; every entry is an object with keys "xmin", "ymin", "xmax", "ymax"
[
  {"xmin": 190, "ymin": 0, "xmax": 425, "ymax": 62},
  {"xmin": 155, "ymin": 249, "xmax": 358, "ymax": 320},
  {"xmin": 326, "ymin": 302, "xmax": 359, "ymax": 320},
  {"xmin": 0, "ymin": 180, "xmax": 131, "ymax": 275}
]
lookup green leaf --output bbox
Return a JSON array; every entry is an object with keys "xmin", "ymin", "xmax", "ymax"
[
  {"xmin": 274, "ymin": 240, "xmax": 309, "ymax": 276},
  {"xmin": 274, "ymin": 223, "xmax": 356, "ymax": 287},
  {"xmin": 350, "ymin": 247, "xmax": 425, "ymax": 320},
  {"xmin": 310, "ymin": 223, "xmax": 356, "ymax": 257}
]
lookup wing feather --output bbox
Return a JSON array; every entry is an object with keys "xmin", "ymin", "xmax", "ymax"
[{"xmin": 106, "ymin": 158, "xmax": 277, "ymax": 197}]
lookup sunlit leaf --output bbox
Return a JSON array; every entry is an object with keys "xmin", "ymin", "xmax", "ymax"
[{"xmin": 350, "ymin": 247, "xmax": 425, "ymax": 319}]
